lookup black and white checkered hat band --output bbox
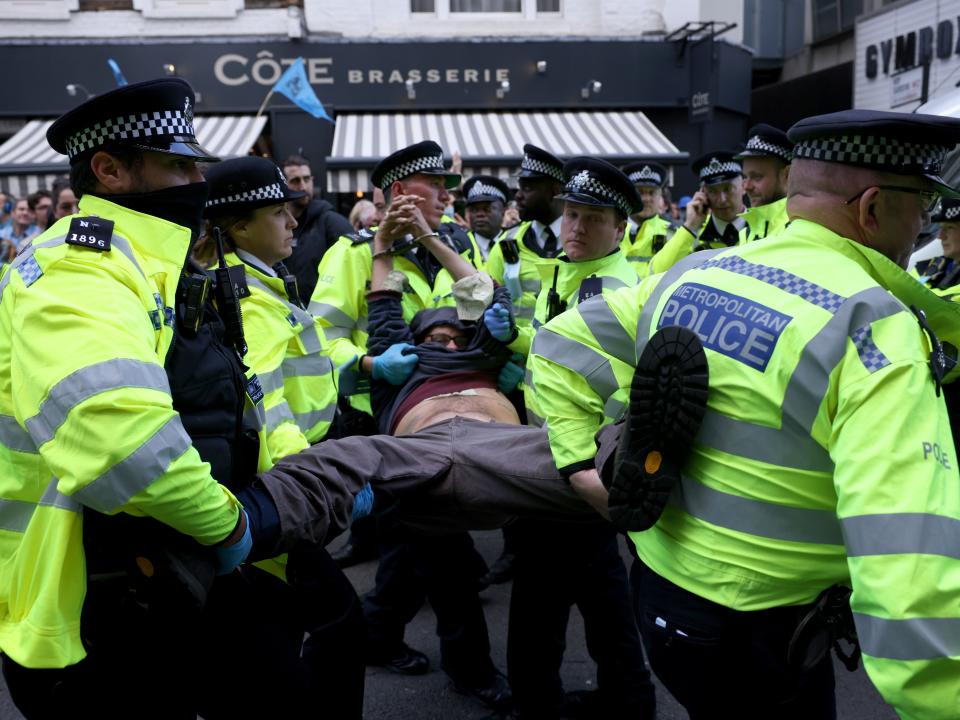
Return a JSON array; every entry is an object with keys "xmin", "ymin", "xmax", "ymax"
[
  {"xmin": 206, "ymin": 182, "xmax": 285, "ymax": 208},
  {"xmin": 566, "ymin": 173, "xmax": 632, "ymax": 216},
  {"xmin": 945, "ymin": 205, "xmax": 960, "ymax": 220},
  {"xmin": 793, "ymin": 135, "xmax": 945, "ymax": 173},
  {"xmin": 699, "ymin": 160, "xmax": 742, "ymax": 181},
  {"xmin": 521, "ymin": 155, "xmax": 564, "ymax": 182},
  {"xmin": 628, "ymin": 167, "xmax": 663, "ymax": 185},
  {"xmin": 745, "ymin": 135, "xmax": 792, "ymax": 161},
  {"xmin": 65, "ymin": 110, "xmax": 194, "ymax": 159},
  {"xmin": 468, "ymin": 181, "xmax": 507, "ymax": 202},
  {"xmin": 380, "ymin": 154, "xmax": 446, "ymax": 187}
]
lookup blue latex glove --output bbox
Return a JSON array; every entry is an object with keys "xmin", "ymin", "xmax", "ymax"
[
  {"xmin": 352, "ymin": 483, "xmax": 375, "ymax": 522},
  {"xmin": 372, "ymin": 343, "xmax": 419, "ymax": 385},
  {"xmin": 215, "ymin": 509, "xmax": 252, "ymax": 576},
  {"xmin": 498, "ymin": 353, "xmax": 525, "ymax": 393},
  {"xmin": 483, "ymin": 303, "xmax": 514, "ymax": 342}
]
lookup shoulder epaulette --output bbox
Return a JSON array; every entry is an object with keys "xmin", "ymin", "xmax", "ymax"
[
  {"xmin": 65, "ymin": 216, "xmax": 113, "ymax": 252},
  {"xmin": 350, "ymin": 228, "xmax": 376, "ymax": 245}
]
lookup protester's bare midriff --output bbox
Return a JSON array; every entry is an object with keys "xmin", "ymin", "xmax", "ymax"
[{"xmin": 393, "ymin": 387, "xmax": 520, "ymax": 435}]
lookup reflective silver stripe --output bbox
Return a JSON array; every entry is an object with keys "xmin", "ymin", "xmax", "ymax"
[
  {"xmin": 532, "ymin": 329, "xmax": 620, "ymax": 407},
  {"xmin": 504, "ymin": 224, "xmax": 526, "ymax": 241},
  {"xmin": 282, "ymin": 354, "xmax": 333, "ymax": 378},
  {"xmin": 524, "ymin": 367, "xmax": 533, "ymax": 388},
  {"xmin": 322, "ymin": 326, "xmax": 353, "ymax": 341},
  {"xmin": 521, "ymin": 279, "xmax": 541, "ymax": 293},
  {"xmin": 110, "ymin": 233, "xmax": 147, "ymax": 280},
  {"xmin": 309, "ymin": 301, "xmax": 357, "ymax": 332},
  {"xmin": 601, "ymin": 276, "xmax": 629, "ymax": 292},
  {"xmin": 577, "ymin": 295, "xmax": 635, "ymax": 365},
  {"xmin": 843, "ymin": 513, "xmax": 960, "ymax": 559},
  {"xmin": 635, "ymin": 248, "xmax": 724, "ymax": 350},
  {"xmin": 74, "ymin": 416, "xmax": 193, "ymax": 513},
  {"xmin": 527, "ymin": 408, "xmax": 546, "ymax": 427},
  {"xmin": 293, "ymin": 403, "xmax": 337, "ymax": 430},
  {"xmin": 0, "ymin": 498, "xmax": 35, "ymax": 532},
  {"xmin": 628, "ymin": 256, "xmax": 653, "ymax": 263},
  {"xmin": 266, "ymin": 401, "xmax": 295, "ymax": 429},
  {"xmin": 604, "ymin": 395, "xmax": 626, "ymax": 421},
  {"xmin": 244, "ymin": 400, "xmax": 267, "ymax": 431},
  {"xmin": 0, "ymin": 414, "xmax": 35, "ymax": 453},
  {"xmin": 25, "ymin": 359, "xmax": 170, "ymax": 449},
  {"xmin": 258, "ymin": 368, "xmax": 284, "ymax": 394},
  {"xmin": 670, "ymin": 475, "xmax": 844, "ymax": 545},
  {"xmin": 853, "ymin": 613, "xmax": 960, "ymax": 661},
  {"xmin": 516, "ymin": 305, "xmax": 536, "ymax": 320},
  {"xmin": 532, "ymin": 318, "xmax": 542, "ymax": 330},
  {"xmin": 40, "ymin": 477, "xmax": 81, "ymax": 512}
]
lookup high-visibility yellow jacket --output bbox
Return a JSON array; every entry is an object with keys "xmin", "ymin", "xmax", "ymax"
[
  {"xmin": 522, "ymin": 249, "xmax": 637, "ymax": 427},
  {"xmin": 620, "ymin": 214, "xmax": 675, "ymax": 277},
  {"xmin": 738, "ymin": 197, "xmax": 789, "ymax": 245},
  {"xmin": 640, "ymin": 214, "xmax": 743, "ymax": 278},
  {"xmin": 530, "ymin": 218, "xmax": 960, "ymax": 719},
  {"xmin": 0, "ymin": 196, "xmax": 241, "ymax": 669},
  {"xmin": 227, "ymin": 253, "xmax": 337, "ymax": 454},
  {"xmin": 485, "ymin": 221, "xmax": 560, "ymax": 337}
]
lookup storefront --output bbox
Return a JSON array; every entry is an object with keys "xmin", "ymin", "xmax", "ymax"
[{"xmin": 0, "ymin": 37, "xmax": 752, "ymax": 198}]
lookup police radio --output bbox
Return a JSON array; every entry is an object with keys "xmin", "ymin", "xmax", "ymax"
[
  {"xmin": 545, "ymin": 266, "xmax": 567, "ymax": 322},
  {"xmin": 212, "ymin": 227, "xmax": 248, "ymax": 358},
  {"xmin": 500, "ymin": 238, "xmax": 520, "ymax": 265}
]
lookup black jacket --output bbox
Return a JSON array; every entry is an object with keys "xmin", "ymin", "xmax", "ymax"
[
  {"xmin": 285, "ymin": 199, "xmax": 354, "ymax": 305},
  {"xmin": 367, "ymin": 285, "xmax": 515, "ymax": 433}
]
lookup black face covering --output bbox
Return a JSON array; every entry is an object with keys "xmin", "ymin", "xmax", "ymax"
[{"xmin": 100, "ymin": 181, "xmax": 209, "ymax": 246}]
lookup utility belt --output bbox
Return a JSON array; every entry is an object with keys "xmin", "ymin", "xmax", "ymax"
[{"xmin": 787, "ymin": 584, "xmax": 861, "ymax": 673}]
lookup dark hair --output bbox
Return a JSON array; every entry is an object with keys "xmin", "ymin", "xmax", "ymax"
[
  {"xmin": 27, "ymin": 189, "xmax": 52, "ymax": 211},
  {"xmin": 281, "ymin": 154, "xmax": 311, "ymax": 170},
  {"xmin": 69, "ymin": 145, "xmax": 144, "ymax": 198},
  {"xmin": 51, "ymin": 176, "xmax": 71, "ymax": 205}
]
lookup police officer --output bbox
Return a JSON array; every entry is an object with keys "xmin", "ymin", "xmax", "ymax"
[
  {"xmin": 0, "ymin": 79, "xmax": 260, "ymax": 717},
  {"xmin": 507, "ymin": 157, "xmax": 655, "ymax": 720},
  {"xmin": 619, "ymin": 160, "xmax": 676, "ymax": 276},
  {"xmin": 683, "ymin": 151, "xmax": 746, "ymax": 250},
  {"xmin": 486, "ymin": 144, "xmax": 565, "ymax": 335},
  {"xmin": 735, "ymin": 123, "xmax": 793, "ymax": 243},
  {"xmin": 462, "ymin": 174, "xmax": 510, "ymax": 263},
  {"xmin": 530, "ymin": 109, "xmax": 960, "ymax": 719},
  {"xmin": 917, "ymin": 198, "xmax": 960, "ymax": 298}
]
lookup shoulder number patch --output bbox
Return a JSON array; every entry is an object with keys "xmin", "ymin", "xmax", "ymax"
[{"xmin": 66, "ymin": 217, "xmax": 113, "ymax": 251}]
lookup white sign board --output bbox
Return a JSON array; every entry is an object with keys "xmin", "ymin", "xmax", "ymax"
[{"xmin": 855, "ymin": 0, "xmax": 960, "ymax": 111}]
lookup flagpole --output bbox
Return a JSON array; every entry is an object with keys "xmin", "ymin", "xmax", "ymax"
[{"xmin": 255, "ymin": 88, "xmax": 275, "ymax": 121}]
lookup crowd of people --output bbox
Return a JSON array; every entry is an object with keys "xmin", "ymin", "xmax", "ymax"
[{"xmin": 0, "ymin": 75, "xmax": 959, "ymax": 720}]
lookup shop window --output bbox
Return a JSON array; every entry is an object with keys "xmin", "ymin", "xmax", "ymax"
[
  {"xmin": 812, "ymin": 0, "xmax": 863, "ymax": 43},
  {"xmin": 450, "ymin": 0, "xmax": 520, "ymax": 10},
  {"xmin": 536, "ymin": 0, "xmax": 558, "ymax": 10},
  {"xmin": 412, "ymin": 0, "xmax": 558, "ymax": 12},
  {"xmin": 411, "ymin": 0, "xmax": 434, "ymax": 10},
  {"xmin": 0, "ymin": 0, "xmax": 79, "ymax": 19}
]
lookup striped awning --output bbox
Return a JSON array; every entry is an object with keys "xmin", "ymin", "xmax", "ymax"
[
  {"xmin": 325, "ymin": 110, "xmax": 685, "ymax": 193},
  {"xmin": 0, "ymin": 115, "xmax": 268, "ymax": 194}
]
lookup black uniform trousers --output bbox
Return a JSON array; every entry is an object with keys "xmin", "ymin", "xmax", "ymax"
[
  {"xmin": 507, "ymin": 518, "xmax": 655, "ymax": 718},
  {"xmin": 363, "ymin": 518, "xmax": 497, "ymax": 686},
  {"xmin": 632, "ymin": 560, "xmax": 837, "ymax": 720}
]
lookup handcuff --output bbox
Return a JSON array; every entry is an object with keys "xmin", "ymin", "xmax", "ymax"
[{"xmin": 372, "ymin": 232, "xmax": 440, "ymax": 258}]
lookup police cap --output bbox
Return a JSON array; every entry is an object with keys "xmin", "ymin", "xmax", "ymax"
[
  {"xmin": 371, "ymin": 140, "xmax": 460, "ymax": 191},
  {"xmin": 516, "ymin": 144, "xmax": 564, "ymax": 183},
  {"xmin": 788, "ymin": 109, "xmax": 960, "ymax": 196},
  {"xmin": 931, "ymin": 198, "xmax": 960, "ymax": 223},
  {"xmin": 557, "ymin": 156, "xmax": 641, "ymax": 218},
  {"xmin": 462, "ymin": 175, "xmax": 510, "ymax": 205},
  {"xmin": 621, "ymin": 161, "xmax": 667, "ymax": 188},
  {"xmin": 47, "ymin": 78, "xmax": 216, "ymax": 164},
  {"xmin": 203, "ymin": 156, "xmax": 304, "ymax": 218},
  {"xmin": 691, "ymin": 151, "xmax": 742, "ymax": 186},
  {"xmin": 735, "ymin": 123, "xmax": 793, "ymax": 163}
]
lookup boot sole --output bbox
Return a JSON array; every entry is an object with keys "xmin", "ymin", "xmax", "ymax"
[{"xmin": 608, "ymin": 326, "xmax": 709, "ymax": 532}]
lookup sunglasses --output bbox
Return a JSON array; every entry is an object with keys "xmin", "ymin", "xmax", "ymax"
[
  {"xmin": 423, "ymin": 332, "xmax": 469, "ymax": 349},
  {"xmin": 844, "ymin": 185, "xmax": 940, "ymax": 213}
]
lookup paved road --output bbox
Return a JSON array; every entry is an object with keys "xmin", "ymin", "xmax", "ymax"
[{"xmin": 0, "ymin": 529, "xmax": 897, "ymax": 719}]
